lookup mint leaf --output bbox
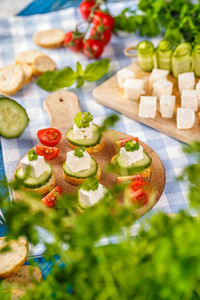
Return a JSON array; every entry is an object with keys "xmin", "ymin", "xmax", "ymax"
[{"xmin": 83, "ymin": 58, "xmax": 110, "ymax": 81}]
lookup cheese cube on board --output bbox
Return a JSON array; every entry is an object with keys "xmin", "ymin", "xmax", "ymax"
[
  {"xmin": 181, "ymin": 89, "xmax": 198, "ymax": 111},
  {"xmin": 149, "ymin": 69, "xmax": 169, "ymax": 88},
  {"xmin": 139, "ymin": 96, "xmax": 157, "ymax": 118},
  {"xmin": 73, "ymin": 122, "xmax": 93, "ymax": 140},
  {"xmin": 117, "ymin": 68, "xmax": 135, "ymax": 88},
  {"xmin": 196, "ymin": 81, "xmax": 200, "ymax": 100},
  {"xmin": 79, "ymin": 184, "xmax": 104, "ymax": 207},
  {"xmin": 160, "ymin": 95, "xmax": 175, "ymax": 118},
  {"xmin": 178, "ymin": 72, "xmax": 195, "ymax": 93},
  {"xmin": 176, "ymin": 108, "xmax": 195, "ymax": 129},
  {"xmin": 120, "ymin": 144, "xmax": 143, "ymax": 166},
  {"xmin": 66, "ymin": 150, "xmax": 91, "ymax": 173},
  {"xmin": 124, "ymin": 79, "xmax": 144, "ymax": 101},
  {"xmin": 21, "ymin": 155, "xmax": 47, "ymax": 178},
  {"xmin": 153, "ymin": 79, "xmax": 173, "ymax": 99}
]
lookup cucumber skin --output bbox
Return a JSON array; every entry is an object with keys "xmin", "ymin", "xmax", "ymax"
[
  {"xmin": 66, "ymin": 124, "xmax": 101, "ymax": 148},
  {"xmin": 114, "ymin": 151, "xmax": 152, "ymax": 176},
  {"xmin": 15, "ymin": 164, "xmax": 52, "ymax": 189},
  {"xmin": 0, "ymin": 96, "xmax": 29, "ymax": 138},
  {"xmin": 63, "ymin": 159, "xmax": 98, "ymax": 179}
]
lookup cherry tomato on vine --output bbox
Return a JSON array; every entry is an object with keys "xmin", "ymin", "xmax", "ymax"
[
  {"xmin": 64, "ymin": 31, "xmax": 83, "ymax": 52},
  {"xmin": 37, "ymin": 128, "xmax": 62, "ymax": 147},
  {"xmin": 90, "ymin": 26, "xmax": 112, "ymax": 45},
  {"xmin": 36, "ymin": 145, "xmax": 59, "ymax": 160},
  {"xmin": 79, "ymin": 0, "xmax": 98, "ymax": 20},
  {"xmin": 41, "ymin": 186, "xmax": 62, "ymax": 208},
  {"xmin": 83, "ymin": 39, "xmax": 104, "ymax": 58},
  {"xmin": 92, "ymin": 11, "xmax": 115, "ymax": 31}
]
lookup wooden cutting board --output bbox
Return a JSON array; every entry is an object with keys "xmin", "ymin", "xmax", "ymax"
[
  {"xmin": 93, "ymin": 62, "xmax": 200, "ymax": 144},
  {"xmin": 14, "ymin": 91, "xmax": 165, "ymax": 217}
]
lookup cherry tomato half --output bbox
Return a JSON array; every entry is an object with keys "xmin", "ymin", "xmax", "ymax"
[
  {"xmin": 92, "ymin": 11, "xmax": 115, "ymax": 31},
  {"xmin": 64, "ymin": 31, "xmax": 83, "ymax": 52},
  {"xmin": 130, "ymin": 180, "xmax": 152, "ymax": 205},
  {"xmin": 79, "ymin": 0, "xmax": 98, "ymax": 20},
  {"xmin": 131, "ymin": 188, "xmax": 149, "ymax": 205},
  {"xmin": 41, "ymin": 186, "xmax": 62, "ymax": 208},
  {"xmin": 37, "ymin": 128, "xmax": 62, "ymax": 147},
  {"xmin": 36, "ymin": 145, "xmax": 59, "ymax": 160},
  {"xmin": 90, "ymin": 26, "xmax": 112, "ymax": 46},
  {"xmin": 83, "ymin": 39, "xmax": 104, "ymax": 59}
]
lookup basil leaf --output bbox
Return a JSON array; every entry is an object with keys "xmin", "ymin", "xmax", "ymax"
[
  {"xmin": 76, "ymin": 76, "xmax": 85, "ymax": 88},
  {"xmin": 76, "ymin": 62, "xmax": 83, "ymax": 76},
  {"xmin": 37, "ymin": 67, "xmax": 75, "ymax": 92},
  {"xmin": 83, "ymin": 58, "xmax": 110, "ymax": 81}
]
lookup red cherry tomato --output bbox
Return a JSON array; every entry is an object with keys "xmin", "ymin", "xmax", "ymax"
[
  {"xmin": 90, "ymin": 26, "xmax": 112, "ymax": 46},
  {"xmin": 64, "ymin": 31, "xmax": 83, "ymax": 52},
  {"xmin": 130, "ymin": 180, "xmax": 152, "ymax": 194},
  {"xmin": 131, "ymin": 189, "xmax": 149, "ymax": 205},
  {"xmin": 37, "ymin": 128, "xmax": 62, "ymax": 147},
  {"xmin": 36, "ymin": 145, "xmax": 59, "ymax": 160},
  {"xmin": 92, "ymin": 11, "xmax": 115, "ymax": 30},
  {"xmin": 41, "ymin": 186, "xmax": 62, "ymax": 208},
  {"xmin": 79, "ymin": 0, "xmax": 98, "ymax": 20},
  {"xmin": 83, "ymin": 39, "xmax": 104, "ymax": 59}
]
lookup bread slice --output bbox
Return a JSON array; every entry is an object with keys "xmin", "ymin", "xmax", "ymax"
[
  {"xmin": 0, "ymin": 237, "xmax": 28, "ymax": 279},
  {"xmin": 19, "ymin": 63, "xmax": 32, "ymax": 84},
  {"xmin": 31, "ymin": 55, "xmax": 56, "ymax": 76},
  {"xmin": 4, "ymin": 265, "xmax": 42, "ymax": 286},
  {"xmin": 33, "ymin": 29, "xmax": 65, "ymax": 48},
  {"xmin": 63, "ymin": 165, "xmax": 101, "ymax": 185},
  {"xmin": 0, "ymin": 65, "xmax": 24, "ymax": 95},
  {"xmin": 15, "ymin": 50, "xmax": 43, "ymax": 65},
  {"xmin": 68, "ymin": 137, "xmax": 105, "ymax": 154}
]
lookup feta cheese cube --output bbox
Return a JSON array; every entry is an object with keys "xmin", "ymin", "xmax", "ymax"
[
  {"xmin": 120, "ymin": 144, "xmax": 143, "ymax": 165},
  {"xmin": 160, "ymin": 95, "xmax": 175, "ymax": 118},
  {"xmin": 123, "ymin": 79, "xmax": 144, "ymax": 101},
  {"xmin": 181, "ymin": 89, "xmax": 198, "ymax": 111},
  {"xmin": 149, "ymin": 69, "xmax": 169, "ymax": 88},
  {"xmin": 66, "ymin": 150, "xmax": 91, "ymax": 173},
  {"xmin": 153, "ymin": 79, "xmax": 173, "ymax": 99},
  {"xmin": 139, "ymin": 96, "xmax": 157, "ymax": 118},
  {"xmin": 178, "ymin": 72, "xmax": 195, "ymax": 93},
  {"xmin": 73, "ymin": 122, "xmax": 93, "ymax": 140},
  {"xmin": 176, "ymin": 108, "xmax": 195, "ymax": 129},
  {"xmin": 20, "ymin": 155, "xmax": 47, "ymax": 178},
  {"xmin": 196, "ymin": 81, "xmax": 200, "ymax": 100},
  {"xmin": 79, "ymin": 184, "xmax": 104, "ymax": 207},
  {"xmin": 117, "ymin": 68, "xmax": 135, "ymax": 88}
]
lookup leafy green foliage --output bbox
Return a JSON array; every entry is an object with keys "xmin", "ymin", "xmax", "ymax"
[
  {"xmin": 99, "ymin": 114, "xmax": 120, "ymax": 134},
  {"xmin": 81, "ymin": 177, "xmax": 99, "ymax": 192},
  {"xmin": 28, "ymin": 149, "xmax": 38, "ymax": 161},
  {"xmin": 74, "ymin": 112, "xmax": 93, "ymax": 128},
  {"xmin": 74, "ymin": 146, "xmax": 85, "ymax": 158},
  {"xmin": 124, "ymin": 140, "xmax": 139, "ymax": 152},
  {"xmin": 114, "ymin": 0, "xmax": 200, "ymax": 45},
  {"xmin": 36, "ymin": 59, "xmax": 110, "ymax": 91}
]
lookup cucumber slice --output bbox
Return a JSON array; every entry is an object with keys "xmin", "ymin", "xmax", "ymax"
[
  {"xmin": 137, "ymin": 40, "xmax": 154, "ymax": 72},
  {"xmin": 66, "ymin": 124, "xmax": 101, "ymax": 147},
  {"xmin": 172, "ymin": 42, "xmax": 192, "ymax": 78},
  {"xmin": 192, "ymin": 44, "xmax": 200, "ymax": 77},
  {"xmin": 15, "ymin": 163, "xmax": 52, "ymax": 189},
  {"xmin": 0, "ymin": 96, "xmax": 29, "ymax": 138},
  {"xmin": 157, "ymin": 39, "xmax": 173, "ymax": 71},
  {"xmin": 63, "ymin": 158, "xmax": 98, "ymax": 179},
  {"xmin": 115, "ymin": 151, "xmax": 152, "ymax": 176}
]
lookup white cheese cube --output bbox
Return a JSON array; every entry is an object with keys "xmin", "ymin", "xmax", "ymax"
[
  {"xmin": 20, "ymin": 155, "xmax": 47, "ymax": 178},
  {"xmin": 181, "ymin": 89, "xmax": 198, "ymax": 111},
  {"xmin": 196, "ymin": 81, "xmax": 200, "ymax": 100},
  {"xmin": 149, "ymin": 69, "xmax": 169, "ymax": 88},
  {"xmin": 117, "ymin": 68, "xmax": 135, "ymax": 88},
  {"xmin": 160, "ymin": 95, "xmax": 175, "ymax": 118},
  {"xmin": 153, "ymin": 79, "xmax": 173, "ymax": 99},
  {"xmin": 123, "ymin": 79, "xmax": 144, "ymax": 101},
  {"xmin": 79, "ymin": 184, "xmax": 104, "ymax": 208},
  {"xmin": 139, "ymin": 96, "xmax": 157, "ymax": 118},
  {"xmin": 66, "ymin": 150, "xmax": 91, "ymax": 173},
  {"xmin": 73, "ymin": 122, "xmax": 93, "ymax": 140},
  {"xmin": 120, "ymin": 144, "xmax": 143, "ymax": 165},
  {"xmin": 178, "ymin": 72, "xmax": 195, "ymax": 93},
  {"xmin": 177, "ymin": 108, "xmax": 195, "ymax": 129}
]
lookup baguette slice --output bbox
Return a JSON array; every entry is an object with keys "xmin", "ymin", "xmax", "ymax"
[
  {"xmin": 0, "ymin": 237, "xmax": 28, "ymax": 278},
  {"xmin": 0, "ymin": 65, "xmax": 24, "ymax": 95},
  {"xmin": 31, "ymin": 55, "xmax": 56, "ymax": 76},
  {"xmin": 33, "ymin": 29, "xmax": 65, "ymax": 48},
  {"xmin": 15, "ymin": 50, "xmax": 43, "ymax": 65},
  {"xmin": 4, "ymin": 265, "xmax": 42, "ymax": 286},
  {"xmin": 19, "ymin": 63, "xmax": 32, "ymax": 84}
]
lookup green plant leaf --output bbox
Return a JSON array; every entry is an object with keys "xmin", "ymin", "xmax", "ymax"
[
  {"xmin": 76, "ymin": 76, "xmax": 85, "ymax": 88},
  {"xmin": 76, "ymin": 62, "xmax": 83, "ymax": 77},
  {"xmin": 83, "ymin": 58, "xmax": 110, "ymax": 81}
]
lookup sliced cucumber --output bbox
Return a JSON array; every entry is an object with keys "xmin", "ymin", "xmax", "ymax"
[
  {"xmin": 115, "ymin": 151, "xmax": 152, "ymax": 176},
  {"xmin": 0, "ymin": 96, "xmax": 29, "ymax": 138},
  {"xmin": 66, "ymin": 124, "xmax": 101, "ymax": 147},
  {"xmin": 63, "ymin": 158, "xmax": 98, "ymax": 179},
  {"xmin": 137, "ymin": 40, "xmax": 154, "ymax": 72},
  {"xmin": 15, "ymin": 163, "xmax": 52, "ymax": 189},
  {"xmin": 172, "ymin": 42, "xmax": 192, "ymax": 78}
]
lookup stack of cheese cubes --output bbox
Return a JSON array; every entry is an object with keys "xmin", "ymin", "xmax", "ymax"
[{"xmin": 117, "ymin": 67, "xmax": 199, "ymax": 130}]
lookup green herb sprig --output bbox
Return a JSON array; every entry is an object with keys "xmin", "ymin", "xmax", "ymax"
[
  {"xmin": 124, "ymin": 140, "xmax": 140, "ymax": 152},
  {"xmin": 81, "ymin": 177, "xmax": 99, "ymax": 192},
  {"xmin": 74, "ymin": 146, "xmax": 85, "ymax": 158},
  {"xmin": 28, "ymin": 149, "xmax": 38, "ymax": 161},
  {"xmin": 74, "ymin": 112, "xmax": 93, "ymax": 128},
  {"xmin": 36, "ymin": 59, "xmax": 110, "ymax": 91}
]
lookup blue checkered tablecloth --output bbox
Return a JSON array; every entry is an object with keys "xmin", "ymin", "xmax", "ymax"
[{"xmin": 0, "ymin": 1, "xmax": 193, "ymax": 262}]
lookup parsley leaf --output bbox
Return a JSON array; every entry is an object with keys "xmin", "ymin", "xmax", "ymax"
[
  {"xmin": 28, "ymin": 149, "xmax": 38, "ymax": 161},
  {"xmin": 124, "ymin": 140, "xmax": 140, "ymax": 152},
  {"xmin": 74, "ymin": 146, "xmax": 85, "ymax": 158},
  {"xmin": 74, "ymin": 112, "xmax": 93, "ymax": 128},
  {"xmin": 81, "ymin": 177, "xmax": 99, "ymax": 192}
]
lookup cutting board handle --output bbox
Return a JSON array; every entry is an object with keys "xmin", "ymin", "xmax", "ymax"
[{"xmin": 44, "ymin": 91, "xmax": 82, "ymax": 132}]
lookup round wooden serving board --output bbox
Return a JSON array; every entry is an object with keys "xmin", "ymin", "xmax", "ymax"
[{"xmin": 14, "ymin": 91, "xmax": 165, "ymax": 217}]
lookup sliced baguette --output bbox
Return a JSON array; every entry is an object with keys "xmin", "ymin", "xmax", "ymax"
[
  {"xmin": 19, "ymin": 63, "xmax": 32, "ymax": 84},
  {"xmin": 0, "ymin": 237, "xmax": 28, "ymax": 279},
  {"xmin": 33, "ymin": 29, "xmax": 65, "ymax": 48},
  {"xmin": 63, "ymin": 165, "xmax": 101, "ymax": 185},
  {"xmin": 31, "ymin": 55, "xmax": 56, "ymax": 76},
  {"xmin": 68, "ymin": 137, "xmax": 106, "ymax": 154},
  {"xmin": 15, "ymin": 50, "xmax": 43, "ymax": 65},
  {"xmin": 0, "ymin": 65, "xmax": 24, "ymax": 95}
]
